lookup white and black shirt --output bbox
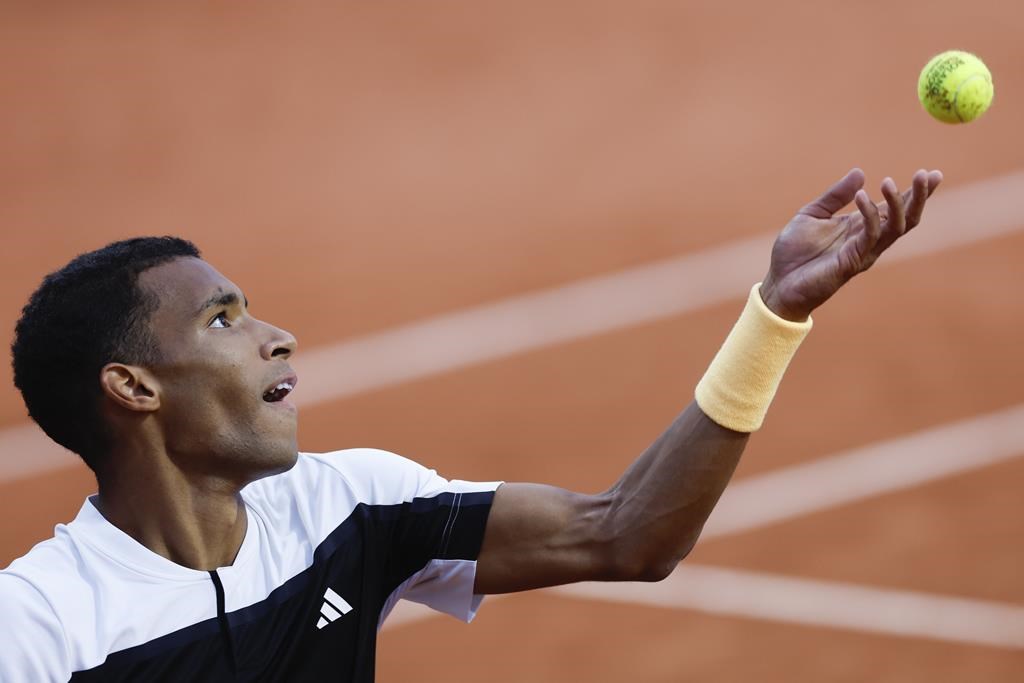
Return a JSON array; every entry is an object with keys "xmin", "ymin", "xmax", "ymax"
[{"xmin": 0, "ymin": 449, "xmax": 500, "ymax": 682}]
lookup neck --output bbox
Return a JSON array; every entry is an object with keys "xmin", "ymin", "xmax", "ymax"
[{"xmin": 95, "ymin": 451, "xmax": 250, "ymax": 571}]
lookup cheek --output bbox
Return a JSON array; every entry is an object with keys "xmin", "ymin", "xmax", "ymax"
[
  {"xmin": 209, "ymin": 364, "xmax": 257, "ymax": 414},
  {"xmin": 161, "ymin": 357, "xmax": 254, "ymax": 418}
]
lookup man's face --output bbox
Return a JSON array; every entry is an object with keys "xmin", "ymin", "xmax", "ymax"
[{"xmin": 137, "ymin": 257, "xmax": 299, "ymax": 480}]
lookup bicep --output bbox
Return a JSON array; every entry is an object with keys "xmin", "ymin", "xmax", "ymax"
[{"xmin": 473, "ymin": 482, "xmax": 617, "ymax": 594}]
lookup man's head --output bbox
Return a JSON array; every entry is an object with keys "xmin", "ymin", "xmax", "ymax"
[{"xmin": 12, "ymin": 237, "xmax": 299, "ymax": 481}]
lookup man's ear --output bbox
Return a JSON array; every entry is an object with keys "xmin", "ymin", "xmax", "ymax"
[{"xmin": 99, "ymin": 363, "xmax": 161, "ymax": 412}]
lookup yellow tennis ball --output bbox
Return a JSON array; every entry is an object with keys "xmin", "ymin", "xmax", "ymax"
[{"xmin": 918, "ymin": 50, "xmax": 994, "ymax": 124}]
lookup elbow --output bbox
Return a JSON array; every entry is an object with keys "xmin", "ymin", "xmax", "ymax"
[
  {"xmin": 639, "ymin": 535, "xmax": 697, "ymax": 582},
  {"xmin": 629, "ymin": 559, "xmax": 676, "ymax": 583},
  {"xmin": 608, "ymin": 530, "xmax": 700, "ymax": 583},
  {"xmin": 589, "ymin": 492, "xmax": 705, "ymax": 583},
  {"xmin": 614, "ymin": 552, "xmax": 680, "ymax": 583}
]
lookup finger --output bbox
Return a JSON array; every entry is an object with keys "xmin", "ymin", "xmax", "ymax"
[
  {"xmin": 881, "ymin": 176, "xmax": 906, "ymax": 239},
  {"xmin": 904, "ymin": 169, "xmax": 944, "ymax": 230},
  {"xmin": 903, "ymin": 169, "xmax": 929, "ymax": 227},
  {"xmin": 914, "ymin": 169, "xmax": 943, "ymax": 200},
  {"xmin": 854, "ymin": 188, "xmax": 881, "ymax": 248},
  {"xmin": 799, "ymin": 168, "xmax": 866, "ymax": 219}
]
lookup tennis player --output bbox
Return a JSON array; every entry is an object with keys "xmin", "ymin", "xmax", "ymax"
[{"xmin": 0, "ymin": 168, "xmax": 941, "ymax": 681}]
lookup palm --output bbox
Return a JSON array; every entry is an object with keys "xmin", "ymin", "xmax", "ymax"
[
  {"xmin": 767, "ymin": 213, "xmax": 872, "ymax": 316},
  {"xmin": 761, "ymin": 168, "xmax": 943, "ymax": 321}
]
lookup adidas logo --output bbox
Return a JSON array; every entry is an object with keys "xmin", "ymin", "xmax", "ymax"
[{"xmin": 316, "ymin": 587, "xmax": 353, "ymax": 630}]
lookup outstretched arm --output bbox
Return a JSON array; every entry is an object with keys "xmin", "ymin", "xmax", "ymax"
[{"xmin": 474, "ymin": 168, "xmax": 943, "ymax": 594}]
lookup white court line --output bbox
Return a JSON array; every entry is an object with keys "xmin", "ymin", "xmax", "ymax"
[
  {"xmin": 552, "ymin": 565, "xmax": 1024, "ymax": 650},
  {"xmin": 2, "ymin": 170, "xmax": 1024, "ymax": 481},
  {"xmin": 290, "ymin": 169, "xmax": 1024, "ymax": 407},
  {"xmin": 382, "ymin": 405, "xmax": 1024, "ymax": 640},
  {"xmin": 701, "ymin": 403, "xmax": 1024, "ymax": 539},
  {"xmin": 0, "ymin": 423, "xmax": 70, "ymax": 483}
]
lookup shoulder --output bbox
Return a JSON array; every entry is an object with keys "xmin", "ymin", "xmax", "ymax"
[
  {"xmin": 3, "ymin": 526, "xmax": 91, "ymax": 613},
  {"xmin": 240, "ymin": 448, "xmax": 434, "ymax": 543},
  {"xmin": 248, "ymin": 447, "xmax": 481, "ymax": 507},
  {"xmin": 0, "ymin": 569, "xmax": 63, "ymax": 628},
  {"xmin": 0, "ymin": 552, "xmax": 73, "ymax": 681},
  {"xmin": 242, "ymin": 448, "xmax": 500, "ymax": 540},
  {"xmin": 1, "ymin": 509, "xmax": 157, "ymax": 679},
  {"xmin": 303, "ymin": 448, "xmax": 447, "ymax": 499}
]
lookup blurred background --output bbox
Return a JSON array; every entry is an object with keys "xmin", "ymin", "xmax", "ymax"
[{"xmin": 1, "ymin": 1, "xmax": 1022, "ymax": 680}]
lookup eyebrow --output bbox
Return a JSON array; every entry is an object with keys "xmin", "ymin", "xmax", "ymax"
[{"xmin": 195, "ymin": 290, "xmax": 249, "ymax": 319}]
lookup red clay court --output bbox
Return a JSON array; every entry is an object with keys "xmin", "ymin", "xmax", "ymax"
[{"xmin": 1, "ymin": 3, "xmax": 1022, "ymax": 681}]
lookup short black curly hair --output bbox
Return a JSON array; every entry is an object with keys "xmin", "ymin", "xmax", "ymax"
[{"xmin": 11, "ymin": 236, "xmax": 201, "ymax": 473}]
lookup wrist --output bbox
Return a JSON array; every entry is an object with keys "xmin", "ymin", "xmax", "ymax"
[
  {"xmin": 695, "ymin": 283, "xmax": 813, "ymax": 432},
  {"xmin": 758, "ymin": 278, "xmax": 811, "ymax": 323}
]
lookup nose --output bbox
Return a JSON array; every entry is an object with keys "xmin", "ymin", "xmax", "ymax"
[{"xmin": 260, "ymin": 321, "xmax": 298, "ymax": 361}]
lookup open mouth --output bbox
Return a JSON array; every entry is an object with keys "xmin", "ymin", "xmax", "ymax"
[{"xmin": 263, "ymin": 376, "xmax": 297, "ymax": 403}]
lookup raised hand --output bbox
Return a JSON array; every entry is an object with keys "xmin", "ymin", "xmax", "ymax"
[{"xmin": 759, "ymin": 168, "xmax": 943, "ymax": 321}]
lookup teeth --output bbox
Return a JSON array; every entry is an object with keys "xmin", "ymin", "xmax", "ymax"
[{"xmin": 263, "ymin": 381, "xmax": 295, "ymax": 401}]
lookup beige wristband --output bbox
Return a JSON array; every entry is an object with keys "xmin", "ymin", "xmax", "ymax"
[{"xmin": 695, "ymin": 283, "xmax": 812, "ymax": 432}]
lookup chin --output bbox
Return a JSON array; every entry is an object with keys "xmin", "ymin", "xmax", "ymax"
[
  {"xmin": 245, "ymin": 446, "xmax": 299, "ymax": 482},
  {"xmin": 267, "ymin": 447, "xmax": 299, "ymax": 475}
]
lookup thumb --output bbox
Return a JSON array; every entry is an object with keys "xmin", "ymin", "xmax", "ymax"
[{"xmin": 799, "ymin": 168, "xmax": 866, "ymax": 219}]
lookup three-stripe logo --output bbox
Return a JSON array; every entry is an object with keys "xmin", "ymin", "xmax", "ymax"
[{"xmin": 316, "ymin": 587, "xmax": 353, "ymax": 630}]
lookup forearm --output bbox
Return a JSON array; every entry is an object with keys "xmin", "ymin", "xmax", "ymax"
[
  {"xmin": 601, "ymin": 284, "xmax": 811, "ymax": 578},
  {"xmin": 600, "ymin": 401, "xmax": 748, "ymax": 579}
]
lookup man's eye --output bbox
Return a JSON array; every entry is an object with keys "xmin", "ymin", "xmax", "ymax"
[{"xmin": 209, "ymin": 312, "xmax": 231, "ymax": 329}]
